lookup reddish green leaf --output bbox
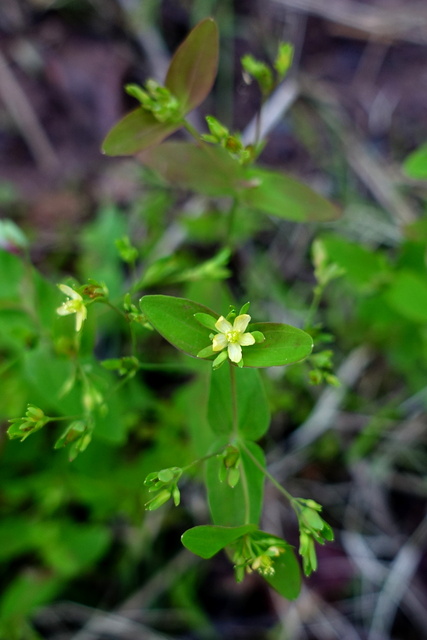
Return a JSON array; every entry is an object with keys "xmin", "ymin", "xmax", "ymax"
[
  {"xmin": 165, "ymin": 18, "xmax": 219, "ymax": 114},
  {"xmin": 102, "ymin": 109, "xmax": 181, "ymax": 156},
  {"xmin": 242, "ymin": 167, "xmax": 340, "ymax": 222},
  {"xmin": 139, "ymin": 142, "xmax": 244, "ymax": 196}
]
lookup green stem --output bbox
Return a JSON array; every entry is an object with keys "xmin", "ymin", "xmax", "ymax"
[
  {"xmin": 239, "ymin": 455, "xmax": 251, "ymax": 525},
  {"xmin": 102, "ymin": 300, "xmax": 127, "ymax": 320},
  {"xmin": 304, "ymin": 285, "xmax": 323, "ymax": 330},
  {"xmin": 239, "ymin": 440, "xmax": 295, "ymax": 505},
  {"xmin": 182, "ymin": 445, "xmax": 229, "ymax": 474},
  {"xmin": 229, "ymin": 362, "xmax": 238, "ymax": 436},
  {"xmin": 229, "ymin": 363, "xmax": 251, "ymax": 524},
  {"xmin": 225, "ymin": 197, "xmax": 239, "ymax": 245},
  {"xmin": 47, "ymin": 414, "xmax": 82, "ymax": 424},
  {"xmin": 183, "ymin": 119, "xmax": 201, "ymax": 142}
]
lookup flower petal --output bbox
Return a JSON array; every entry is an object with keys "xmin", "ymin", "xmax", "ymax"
[
  {"xmin": 215, "ymin": 316, "xmax": 233, "ymax": 334},
  {"xmin": 75, "ymin": 307, "xmax": 87, "ymax": 332},
  {"xmin": 228, "ymin": 342, "xmax": 242, "ymax": 363},
  {"xmin": 212, "ymin": 333, "xmax": 228, "ymax": 352},
  {"xmin": 56, "ymin": 303, "xmax": 73, "ymax": 316},
  {"xmin": 239, "ymin": 332, "xmax": 255, "ymax": 346},
  {"xmin": 58, "ymin": 284, "xmax": 81, "ymax": 300},
  {"xmin": 233, "ymin": 314, "xmax": 251, "ymax": 333}
]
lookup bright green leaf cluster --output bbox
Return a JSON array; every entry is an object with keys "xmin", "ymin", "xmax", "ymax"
[
  {"xmin": 144, "ymin": 467, "xmax": 183, "ymax": 510},
  {"xmin": 294, "ymin": 498, "xmax": 334, "ymax": 576},
  {"xmin": 115, "ymin": 235, "xmax": 139, "ymax": 264},
  {"xmin": 241, "ymin": 42, "xmax": 294, "ymax": 97},
  {"xmin": 101, "ymin": 356, "xmax": 140, "ymax": 378},
  {"xmin": 274, "ymin": 42, "xmax": 294, "ymax": 78},
  {"xmin": 181, "ymin": 525, "xmax": 301, "ymax": 599},
  {"xmin": 241, "ymin": 54, "xmax": 274, "ymax": 95},
  {"xmin": 202, "ymin": 115, "xmax": 253, "ymax": 163},
  {"xmin": 7, "ymin": 405, "xmax": 50, "ymax": 442},
  {"xmin": 312, "ymin": 238, "xmax": 346, "ymax": 291},
  {"xmin": 218, "ymin": 445, "xmax": 241, "ymax": 488},
  {"xmin": 308, "ymin": 350, "xmax": 341, "ymax": 387},
  {"xmin": 123, "ymin": 293, "xmax": 151, "ymax": 327},
  {"xmin": 232, "ymin": 531, "xmax": 289, "ymax": 582},
  {"xmin": 125, "ymin": 80, "xmax": 182, "ymax": 123},
  {"xmin": 54, "ymin": 421, "xmax": 92, "ymax": 462}
]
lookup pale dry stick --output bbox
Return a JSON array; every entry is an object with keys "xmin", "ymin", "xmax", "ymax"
[
  {"xmin": 286, "ymin": 345, "xmax": 373, "ymax": 452},
  {"xmin": 241, "ymin": 79, "xmax": 299, "ymax": 147},
  {"xmin": 115, "ymin": 0, "xmax": 170, "ymax": 81},
  {"xmin": 70, "ymin": 605, "xmax": 174, "ymax": 640},
  {"xmin": 69, "ymin": 507, "xmax": 188, "ymax": 640},
  {"xmin": 342, "ymin": 128, "xmax": 416, "ymax": 226},
  {"xmin": 0, "ymin": 49, "xmax": 59, "ymax": 173},
  {"xmin": 70, "ymin": 550, "xmax": 198, "ymax": 640},
  {"xmin": 349, "ymin": 460, "xmax": 400, "ymax": 536},
  {"xmin": 367, "ymin": 513, "xmax": 427, "ymax": 640},
  {"xmin": 271, "ymin": 0, "xmax": 427, "ymax": 44},
  {"xmin": 242, "ymin": 4, "xmax": 304, "ymax": 145},
  {"xmin": 341, "ymin": 531, "xmax": 388, "ymax": 584},
  {"xmin": 117, "ymin": 548, "xmax": 200, "ymax": 613},
  {"xmin": 273, "ymin": 586, "xmax": 363, "ymax": 640},
  {"xmin": 300, "ymin": 78, "xmax": 417, "ymax": 225}
]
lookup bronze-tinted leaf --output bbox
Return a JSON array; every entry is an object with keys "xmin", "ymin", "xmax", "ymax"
[
  {"xmin": 102, "ymin": 109, "xmax": 181, "ymax": 156},
  {"xmin": 242, "ymin": 167, "xmax": 341, "ymax": 222},
  {"xmin": 165, "ymin": 18, "xmax": 219, "ymax": 114},
  {"xmin": 139, "ymin": 142, "xmax": 244, "ymax": 196}
]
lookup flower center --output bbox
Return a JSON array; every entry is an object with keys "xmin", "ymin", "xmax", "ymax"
[{"xmin": 226, "ymin": 330, "xmax": 239, "ymax": 343}]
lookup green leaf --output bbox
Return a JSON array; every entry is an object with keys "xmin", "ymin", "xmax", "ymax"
[
  {"xmin": 320, "ymin": 234, "xmax": 390, "ymax": 292},
  {"xmin": 195, "ymin": 312, "xmax": 218, "ymax": 331},
  {"xmin": 0, "ymin": 518, "xmax": 39, "ymax": 562},
  {"xmin": 165, "ymin": 18, "xmax": 219, "ymax": 114},
  {"xmin": 139, "ymin": 295, "xmax": 217, "ymax": 357},
  {"xmin": 385, "ymin": 270, "xmax": 427, "ymax": 323},
  {"xmin": 242, "ymin": 167, "xmax": 340, "ymax": 222},
  {"xmin": 242, "ymin": 323, "xmax": 313, "ymax": 368},
  {"xmin": 139, "ymin": 142, "xmax": 244, "ymax": 197},
  {"xmin": 140, "ymin": 295, "xmax": 312, "ymax": 367},
  {"xmin": 263, "ymin": 545, "xmax": 301, "ymax": 599},
  {"xmin": 0, "ymin": 249, "xmax": 25, "ymax": 301},
  {"xmin": 206, "ymin": 439, "xmax": 265, "ymax": 526},
  {"xmin": 39, "ymin": 522, "xmax": 111, "ymax": 577},
  {"xmin": 0, "ymin": 571, "xmax": 62, "ymax": 623},
  {"xmin": 102, "ymin": 108, "xmax": 181, "ymax": 156},
  {"xmin": 181, "ymin": 524, "xmax": 257, "ymax": 559},
  {"xmin": 403, "ymin": 143, "xmax": 427, "ymax": 179},
  {"xmin": 208, "ymin": 366, "xmax": 270, "ymax": 440}
]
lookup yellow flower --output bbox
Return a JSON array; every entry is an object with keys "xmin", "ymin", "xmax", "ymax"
[
  {"xmin": 56, "ymin": 284, "xmax": 87, "ymax": 332},
  {"xmin": 212, "ymin": 314, "xmax": 255, "ymax": 363}
]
